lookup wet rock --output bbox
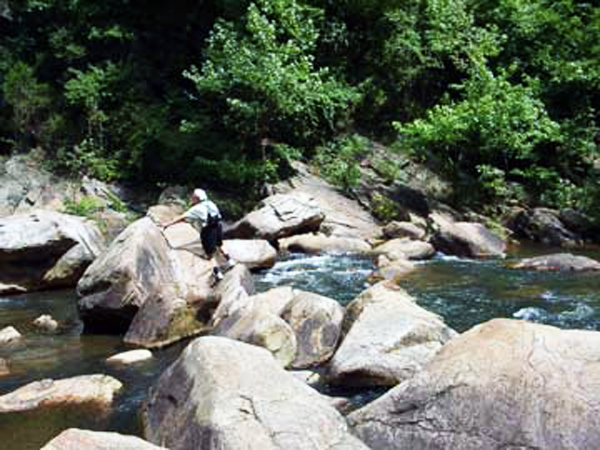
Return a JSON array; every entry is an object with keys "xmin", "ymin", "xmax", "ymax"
[
  {"xmin": 222, "ymin": 239, "xmax": 277, "ymax": 270},
  {"xmin": 279, "ymin": 233, "xmax": 372, "ymax": 255},
  {"xmin": 382, "ymin": 221, "xmax": 426, "ymax": 240},
  {"xmin": 375, "ymin": 256, "xmax": 418, "ymax": 282},
  {"xmin": 0, "ymin": 210, "xmax": 106, "ymax": 293},
  {"xmin": 225, "ymin": 192, "xmax": 325, "ymax": 241},
  {"xmin": 0, "ymin": 326, "xmax": 22, "ymax": 345},
  {"xmin": 430, "ymin": 212, "xmax": 506, "ymax": 258},
  {"xmin": 371, "ymin": 238, "xmax": 435, "ymax": 261},
  {"xmin": 142, "ymin": 336, "xmax": 369, "ymax": 450},
  {"xmin": 0, "ymin": 374, "xmax": 122, "ymax": 414},
  {"xmin": 106, "ymin": 349, "xmax": 153, "ymax": 366},
  {"xmin": 511, "ymin": 253, "xmax": 600, "ymax": 272},
  {"xmin": 32, "ymin": 314, "xmax": 59, "ymax": 333},
  {"xmin": 0, "ymin": 283, "xmax": 26, "ymax": 295},
  {"xmin": 41, "ymin": 428, "xmax": 167, "ymax": 450},
  {"xmin": 327, "ymin": 282, "xmax": 456, "ymax": 387},
  {"xmin": 507, "ymin": 207, "xmax": 581, "ymax": 247},
  {"xmin": 349, "ymin": 319, "xmax": 600, "ymax": 450}
]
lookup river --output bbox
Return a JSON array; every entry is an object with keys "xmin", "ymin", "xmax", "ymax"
[{"xmin": 2, "ymin": 245, "xmax": 600, "ymax": 448}]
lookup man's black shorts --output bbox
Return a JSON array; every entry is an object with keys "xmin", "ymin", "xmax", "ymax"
[{"xmin": 201, "ymin": 218, "xmax": 223, "ymax": 257}]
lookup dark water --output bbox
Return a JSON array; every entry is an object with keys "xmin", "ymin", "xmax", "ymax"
[
  {"xmin": 2, "ymin": 246, "xmax": 600, "ymax": 448},
  {"xmin": 0, "ymin": 290, "xmax": 183, "ymax": 450}
]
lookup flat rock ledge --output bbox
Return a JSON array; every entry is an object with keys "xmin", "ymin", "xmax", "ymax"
[
  {"xmin": 510, "ymin": 253, "xmax": 600, "ymax": 272},
  {"xmin": 0, "ymin": 374, "xmax": 122, "ymax": 414}
]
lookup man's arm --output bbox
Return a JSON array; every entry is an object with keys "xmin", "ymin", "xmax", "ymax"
[{"xmin": 162, "ymin": 213, "xmax": 187, "ymax": 229}]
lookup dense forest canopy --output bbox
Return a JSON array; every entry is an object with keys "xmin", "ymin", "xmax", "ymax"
[{"xmin": 0, "ymin": 0, "xmax": 598, "ymax": 214}]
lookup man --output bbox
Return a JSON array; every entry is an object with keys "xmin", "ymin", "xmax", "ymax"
[{"xmin": 162, "ymin": 188, "xmax": 234, "ymax": 283}]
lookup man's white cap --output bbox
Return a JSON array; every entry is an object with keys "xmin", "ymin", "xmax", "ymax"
[{"xmin": 193, "ymin": 188, "xmax": 207, "ymax": 201}]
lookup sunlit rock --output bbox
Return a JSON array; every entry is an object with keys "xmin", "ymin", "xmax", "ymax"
[
  {"xmin": 225, "ymin": 192, "xmax": 324, "ymax": 241},
  {"xmin": 41, "ymin": 428, "xmax": 166, "ymax": 450},
  {"xmin": 327, "ymin": 282, "xmax": 456, "ymax": 387},
  {"xmin": 0, "ymin": 374, "xmax": 122, "ymax": 414},
  {"xmin": 511, "ymin": 253, "xmax": 600, "ymax": 272},
  {"xmin": 0, "ymin": 326, "xmax": 22, "ymax": 345},
  {"xmin": 142, "ymin": 336, "xmax": 369, "ymax": 450},
  {"xmin": 350, "ymin": 318, "xmax": 600, "ymax": 450},
  {"xmin": 106, "ymin": 349, "xmax": 153, "ymax": 366}
]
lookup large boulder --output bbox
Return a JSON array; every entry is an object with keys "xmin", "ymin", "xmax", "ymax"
[
  {"xmin": 327, "ymin": 282, "xmax": 456, "ymax": 387},
  {"xmin": 78, "ymin": 217, "xmax": 215, "ymax": 347},
  {"xmin": 271, "ymin": 161, "xmax": 382, "ymax": 240},
  {"xmin": 382, "ymin": 221, "xmax": 426, "ymax": 241},
  {"xmin": 371, "ymin": 238, "xmax": 435, "ymax": 261},
  {"xmin": 280, "ymin": 290, "xmax": 345, "ymax": 369},
  {"xmin": 0, "ymin": 374, "xmax": 122, "ymax": 414},
  {"xmin": 225, "ymin": 192, "xmax": 325, "ymax": 241},
  {"xmin": 350, "ymin": 318, "xmax": 600, "ymax": 450},
  {"xmin": 214, "ymin": 308, "xmax": 298, "ymax": 367},
  {"xmin": 222, "ymin": 239, "xmax": 277, "ymax": 270},
  {"xmin": 279, "ymin": 233, "xmax": 372, "ymax": 255},
  {"xmin": 510, "ymin": 253, "xmax": 600, "ymax": 272},
  {"xmin": 507, "ymin": 207, "xmax": 581, "ymax": 247},
  {"xmin": 41, "ymin": 429, "xmax": 166, "ymax": 450},
  {"xmin": 214, "ymin": 285, "xmax": 345, "ymax": 369},
  {"xmin": 142, "ymin": 336, "xmax": 369, "ymax": 450},
  {"xmin": 429, "ymin": 212, "xmax": 506, "ymax": 258},
  {"xmin": 0, "ymin": 210, "xmax": 106, "ymax": 293}
]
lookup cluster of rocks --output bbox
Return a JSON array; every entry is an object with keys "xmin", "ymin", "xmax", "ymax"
[{"xmin": 2, "ymin": 158, "xmax": 600, "ymax": 448}]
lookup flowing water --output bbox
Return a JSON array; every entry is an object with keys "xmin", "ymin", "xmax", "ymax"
[{"xmin": 2, "ymin": 246, "xmax": 600, "ymax": 448}]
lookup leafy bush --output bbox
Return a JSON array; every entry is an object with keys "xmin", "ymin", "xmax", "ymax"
[
  {"xmin": 313, "ymin": 134, "xmax": 369, "ymax": 191},
  {"xmin": 394, "ymin": 66, "xmax": 567, "ymax": 206}
]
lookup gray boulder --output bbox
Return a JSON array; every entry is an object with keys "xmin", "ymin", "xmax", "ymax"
[
  {"xmin": 511, "ymin": 253, "xmax": 600, "ymax": 272},
  {"xmin": 430, "ymin": 212, "xmax": 506, "ymax": 258},
  {"xmin": 382, "ymin": 221, "xmax": 426, "ymax": 240},
  {"xmin": 507, "ymin": 207, "xmax": 581, "ymax": 247},
  {"xmin": 225, "ymin": 192, "xmax": 325, "ymax": 241},
  {"xmin": 279, "ymin": 233, "xmax": 372, "ymax": 255},
  {"xmin": 327, "ymin": 282, "xmax": 456, "ymax": 387},
  {"xmin": 222, "ymin": 239, "xmax": 277, "ymax": 269},
  {"xmin": 350, "ymin": 318, "xmax": 600, "ymax": 450},
  {"xmin": 281, "ymin": 290, "xmax": 345, "ymax": 368},
  {"xmin": 78, "ymin": 217, "xmax": 215, "ymax": 347},
  {"xmin": 0, "ymin": 210, "xmax": 105, "ymax": 293},
  {"xmin": 271, "ymin": 161, "xmax": 382, "ymax": 240},
  {"xmin": 41, "ymin": 428, "xmax": 166, "ymax": 450},
  {"xmin": 371, "ymin": 238, "xmax": 435, "ymax": 261},
  {"xmin": 0, "ymin": 374, "xmax": 122, "ymax": 414},
  {"xmin": 142, "ymin": 336, "xmax": 369, "ymax": 450}
]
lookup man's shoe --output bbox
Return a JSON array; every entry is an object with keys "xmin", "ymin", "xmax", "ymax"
[
  {"xmin": 222, "ymin": 258, "xmax": 236, "ymax": 272},
  {"xmin": 212, "ymin": 267, "xmax": 224, "ymax": 286}
]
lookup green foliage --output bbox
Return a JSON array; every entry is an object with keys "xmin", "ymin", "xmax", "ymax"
[
  {"xmin": 313, "ymin": 134, "xmax": 369, "ymax": 191},
  {"xmin": 185, "ymin": 0, "xmax": 362, "ymax": 151},
  {"xmin": 2, "ymin": 61, "xmax": 51, "ymax": 149},
  {"xmin": 371, "ymin": 192, "xmax": 404, "ymax": 222},
  {"xmin": 63, "ymin": 195, "xmax": 103, "ymax": 218}
]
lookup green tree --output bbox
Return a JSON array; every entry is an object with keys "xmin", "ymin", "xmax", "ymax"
[
  {"xmin": 2, "ymin": 61, "xmax": 50, "ymax": 150},
  {"xmin": 185, "ymin": 0, "xmax": 362, "ymax": 155}
]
